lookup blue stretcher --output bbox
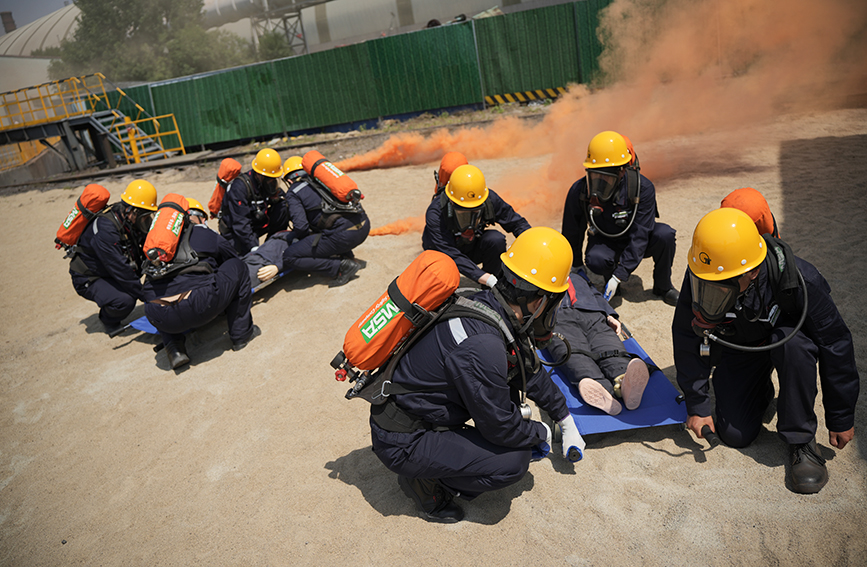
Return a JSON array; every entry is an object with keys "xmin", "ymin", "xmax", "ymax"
[
  {"xmin": 541, "ymin": 329, "xmax": 687, "ymax": 436},
  {"xmin": 109, "ymin": 270, "xmax": 289, "ymax": 338}
]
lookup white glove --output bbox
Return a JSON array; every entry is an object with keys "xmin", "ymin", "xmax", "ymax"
[
  {"xmin": 603, "ymin": 275, "xmax": 620, "ymax": 302},
  {"xmin": 559, "ymin": 415, "xmax": 586, "ymax": 462},
  {"xmin": 250, "ymin": 246, "xmax": 259, "ymax": 253},
  {"xmin": 257, "ymin": 265, "xmax": 279, "ymax": 281},
  {"xmin": 484, "ymin": 274, "xmax": 498, "ymax": 288}
]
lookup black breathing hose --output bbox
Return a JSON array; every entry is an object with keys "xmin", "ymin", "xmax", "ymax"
[{"xmin": 707, "ymin": 268, "xmax": 808, "ymax": 352}]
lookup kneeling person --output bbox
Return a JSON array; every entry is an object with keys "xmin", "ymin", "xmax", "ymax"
[
  {"xmin": 370, "ymin": 227, "xmax": 585, "ymax": 522},
  {"xmin": 69, "ymin": 180, "xmax": 157, "ymax": 334},
  {"xmin": 143, "ymin": 194, "xmax": 257, "ymax": 369},
  {"xmin": 422, "ymin": 164, "xmax": 531, "ymax": 288},
  {"xmin": 281, "ymin": 156, "xmax": 369, "ymax": 287}
]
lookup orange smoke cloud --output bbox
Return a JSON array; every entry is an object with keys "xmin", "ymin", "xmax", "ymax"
[
  {"xmin": 370, "ymin": 216, "xmax": 426, "ymax": 236},
  {"xmin": 349, "ymin": 0, "xmax": 867, "ymax": 234}
]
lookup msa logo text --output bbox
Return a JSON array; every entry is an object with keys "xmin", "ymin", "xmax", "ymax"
[
  {"xmin": 63, "ymin": 207, "xmax": 81, "ymax": 229},
  {"xmin": 361, "ymin": 300, "xmax": 401, "ymax": 343},
  {"xmin": 169, "ymin": 212, "xmax": 183, "ymax": 235}
]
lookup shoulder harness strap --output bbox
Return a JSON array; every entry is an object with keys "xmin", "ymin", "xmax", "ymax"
[
  {"xmin": 354, "ymin": 287, "xmax": 514, "ymax": 404},
  {"xmin": 762, "ymin": 235, "xmax": 800, "ymax": 314}
]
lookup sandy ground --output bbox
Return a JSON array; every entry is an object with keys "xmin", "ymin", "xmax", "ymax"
[{"xmin": 1, "ymin": 107, "xmax": 866, "ymax": 566}]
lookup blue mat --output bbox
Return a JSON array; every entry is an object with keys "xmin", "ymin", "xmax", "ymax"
[
  {"xmin": 541, "ymin": 336, "xmax": 686, "ymax": 435},
  {"xmin": 113, "ymin": 271, "xmax": 288, "ymax": 338}
]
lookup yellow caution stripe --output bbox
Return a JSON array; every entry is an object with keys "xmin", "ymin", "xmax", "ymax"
[{"xmin": 485, "ymin": 87, "xmax": 566, "ymax": 106}]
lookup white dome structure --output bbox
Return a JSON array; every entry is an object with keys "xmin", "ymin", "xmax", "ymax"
[
  {"xmin": 0, "ymin": 1, "xmax": 564, "ymax": 58},
  {"xmin": 0, "ymin": 4, "xmax": 80, "ymax": 57}
]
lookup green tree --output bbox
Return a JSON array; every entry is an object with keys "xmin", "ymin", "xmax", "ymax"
[
  {"xmin": 257, "ymin": 30, "xmax": 295, "ymax": 61},
  {"xmin": 47, "ymin": 0, "xmax": 254, "ymax": 82}
]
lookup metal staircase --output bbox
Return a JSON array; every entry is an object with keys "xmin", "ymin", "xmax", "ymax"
[
  {"xmin": 0, "ymin": 73, "xmax": 185, "ymax": 171},
  {"xmin": 87, "ymin": 109, "xmax": 180, "ymax": 163}
]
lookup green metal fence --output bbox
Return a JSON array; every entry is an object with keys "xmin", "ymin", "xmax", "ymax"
[
  {"xmin": 121, "ymin": 0, "xmax": 611, "ymax": 148},
  {"xmin": 272, "ymin": 43, "xmax": 379, "ymax": 134},
  {"xmin": 367, "ymin": 23, "xmax": 482, "ymax": 118}
]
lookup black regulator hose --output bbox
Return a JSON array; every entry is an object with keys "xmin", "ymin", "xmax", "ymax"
[
  {"xmin": 588, "ymin": 201, "xmax": 639, "ymax": 238},
  {"xmin": 542, "ymin": 332, "xmax": 572, "ymax": 367},
  {"xmin": 707, "ymin": 268, "xmax": 808, "ymax": 353}
]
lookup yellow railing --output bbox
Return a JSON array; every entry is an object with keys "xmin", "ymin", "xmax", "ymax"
[
  {"xmin": 113, "ymin": 115, "xmax": 186, "ymax": 164},
  {"xmin": 0, "ymin": 73, "xmax": 105, "ymax": 130},
  {"xmin": 0, "ymin": 73, "xmax": 185, "ymax": 165}
]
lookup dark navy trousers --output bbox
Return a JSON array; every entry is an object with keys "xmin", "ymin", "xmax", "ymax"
[
  {"xmin": 144, "ymin": 258, "xmax": 253, "ymax": 345},
  {"xmin": 79, "ymin": 278, "xmax": 138, "ymax": 326},
  {"xmin": 458, "ymin": 229, "xmax": 507, "ymax": 276},
  {"xmin": 283, "ymin": 217, "xmax": 370, "ymax": 277},
  {"xmin": 712, "ymin": 324, "xmax": 822, "ymax": 447},
  {"xmin": 370, "ymin": 420, "xmax": 531, "ymax": 500},
  {"xmin": 548, "ymin": 309, "xmax": 627, "ymax": 395},
  {"xmin": 585, "ymin": 222, "xmax": 676, "ymax": 290}
]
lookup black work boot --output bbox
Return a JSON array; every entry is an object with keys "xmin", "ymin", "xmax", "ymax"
[
  {"xmin": 398, "ymin": 475, "xmax": 464, "ymax": 523},
  {"xmin": 787, "ymin": 439, "xmax": 828, "ymax": 494},
  {"xmin": 232, "ymin": 325, "xmax": 261, "ymax": 352},
  {"xmin": 330, "ymin": 259, "xmax": 361, "ymax": 287},
  {"xmin": 165, "ymin": 339, "xmax": 190, "ymax": 370},
  {"xmin": 652, "ymin": 287, "xmax": 680, "ymax": 306}
]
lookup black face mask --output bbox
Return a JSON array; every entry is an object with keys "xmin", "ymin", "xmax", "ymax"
[
  {"xmin": 586, "ymin": 168, "xmax": 622, "ymax": 203},
  {"xmin": 123, "ymin": 205, "xmax": 153, "ymax": 236},
  {"xmin": 529, "ymin": 291, "xmax": 565, "ymax": 345},
  {"xmin": 501, "ymin": 264, "xmax": 564, "ymax": 343},
  {"xmin": 256, "ymin": 173, "xmax": 279, "ymax": 199},
  {"xmin": 689, "ymin": 269, "xmax": 742, "ymax": 336},
  {"xmin": 453, "ymin": 206, "xmax": 483, "ymax": 233}
]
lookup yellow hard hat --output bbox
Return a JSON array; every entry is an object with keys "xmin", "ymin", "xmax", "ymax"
[
  {"xmin": 688, "ymin": 208, "xmax": 767, "ymax": 281},
  {"xmin": 252, "ymin": 148, "xmax": 284, "ymax": 178},
  {"xmin": 282, "ymin": 156, "xmax": 304, "ymax": 177},
  {"xmin": 501, "ymin": 227, "xmax": 572, "ymax": 293},
  {"xmin": 122, "ymin": 179, "xmax": 158, "ymax": 211},
  {"xmin": 186, "ymin": 197, "xmax": 206, "ymax": 215},
  {"xmin": 445, "ymin": 164, "xmax": 489, "ymax": 207},
  {"xmin": 583, "ymin": 131, "xmax": 632, "ymax": 169}
]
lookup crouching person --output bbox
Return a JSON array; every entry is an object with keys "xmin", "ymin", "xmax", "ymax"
[
  {"xmin": 369, "ymin": 227, "xmax": 585, "ymax": 523},
  {"xmin": 143, "ymin": 194, "xmax": 258, "ymax": 370},
  {"xmin": 281, "ymin": 156, "xmax": 370, "ymax": 287}
]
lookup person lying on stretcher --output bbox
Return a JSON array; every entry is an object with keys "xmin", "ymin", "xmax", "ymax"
[
  {"xmin": 188, "ymin": 198, "xmax": 295, "ymax": 288},
  {"xmin": 546, "ymin": 267, "xmax": 650, "ymax": 416}
]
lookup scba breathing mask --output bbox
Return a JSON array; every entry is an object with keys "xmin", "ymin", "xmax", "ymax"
[
  {"xmin": 449, "ymin": 202, "xmax": 483, "ymax": 241},
  {"xmin": 689, "ymin": 269, "xmax": 741, "ymax": 336},
  {"xmin": 126, "ymin": 205, "xmax": 155, "ymax": 236},
  {"xmin": 586, "ymin": 167, "xmax": 622, "ymax": 204},
  {"xmin": 500, "ymin": 264, "xmax": 564, "ymax": 344}
]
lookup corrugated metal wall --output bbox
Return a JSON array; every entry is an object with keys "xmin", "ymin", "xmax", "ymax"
[
  {"xmin": 475, "ymin": 3, "xmax": 582, "ymax": 99},
  {"xmin": 272, "ymin": 44, "xmax": 378, "ymax": 133},
  {"xmin": 367, "ymin": 24, "xmax": 481, "ymax": 118},
  {"xmin": 574, "ymin": 0, "xmax": 611, "ymax": 85},
  {"xmin": 122, "ymin": 1, "xmax": 611, "ymax": 148}
]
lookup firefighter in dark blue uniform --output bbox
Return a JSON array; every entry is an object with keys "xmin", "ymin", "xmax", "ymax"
[
  {"xmin": 280, "ymin": 156, "xmax": 369, "ymax": 287},
  {"xmin": 69, "ymin": 179, "xmax": 157, "ymax": 334},
  {"xmin": 546, "ymin": 268, "xmax": 650, "ymax": 416},
  {"xmin": 423, "ymin": 164, "xmax": 531, "ymax": 288},
  {"xmin": 562, "ymin": 131, "xmax": 678, "ymax": 305},
  {"xmin": 370, "ymin": 227, "xmax": 586, "ymax": 522},
  {"xmin": 218, "ymin": 148, "xmax": 290, "ymax": 256},
  {"xmin": 673, "ymin": 208, "xmax": 859, "ymax": 494},
  {"xmin": 144, "ymin": 195, "xmax": 256, "ymax": 370}
]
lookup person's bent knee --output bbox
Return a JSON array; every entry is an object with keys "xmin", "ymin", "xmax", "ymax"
[
  {"xmin": 717, "ymin": 421, "xmax": 760, "ymax": 448},
  {"xmin": 585, "ymin": 250, "xmax": 615, "ymax": 275},
  {"xmin": 655, "ymin": 223, "xmax": 676, "ymax": 245}
]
